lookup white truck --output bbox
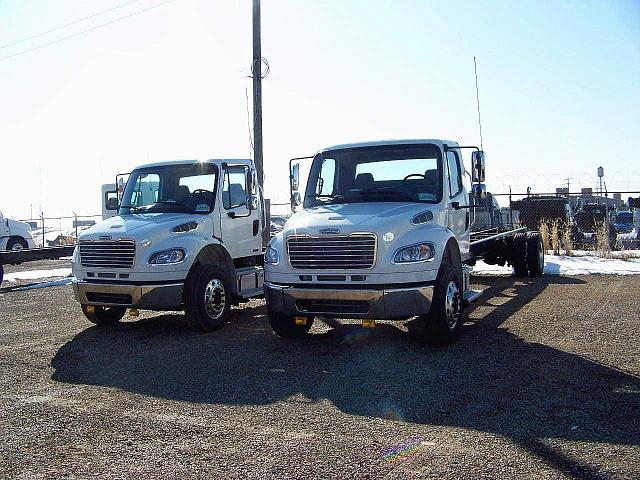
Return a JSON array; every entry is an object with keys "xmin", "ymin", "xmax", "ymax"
[
  {"xmin": 264, "ymin": 139, "xmax": 544, "ymax": 344},
  {"xmin": 71, "ymin": 159, "xmax": 266, "ymax": 329},
  {"xmin": 0, "ymin": 211, "xmax": 36, "ymax": 251}
]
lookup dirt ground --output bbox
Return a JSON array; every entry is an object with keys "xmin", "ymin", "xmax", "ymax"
[{"xmin": 0, "ymin": 259, "xmax": 638, "ymax": 479}]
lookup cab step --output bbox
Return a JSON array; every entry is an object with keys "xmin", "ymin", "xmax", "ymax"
[{"xmin": 462, "ymin": 289, "xmax": 483, "ymax": 307}]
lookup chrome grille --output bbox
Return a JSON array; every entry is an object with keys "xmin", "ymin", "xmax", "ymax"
[
  {"xmin": 79, "ymin": 240, "xmax": 135, "ymax": 269},
  {"xmin": 287, "ymin": 233, "xmax": 377, "ymax": 270}
]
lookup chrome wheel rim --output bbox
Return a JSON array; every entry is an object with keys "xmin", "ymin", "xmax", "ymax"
[
  {"xmin": 204, "ymin": 278, "xmax": 226, "ymax": 319},
  {"xmin": 444, "ymin": 280, "xmax": 461, "ymax": 330},
  {"xmin": 11, "ymin": 242, "xmax": 24, "ymax": 251}
]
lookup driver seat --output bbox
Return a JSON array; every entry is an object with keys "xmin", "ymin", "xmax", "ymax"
[{"xmin": 354, "ymin": 173, "xmax": 374, "ymax": 190}]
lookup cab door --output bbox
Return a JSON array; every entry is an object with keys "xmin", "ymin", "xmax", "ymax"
[
  {"xmin": 445, "ymin": 150, "xmax": 470, "ymax": 253},
  {"xmin": 219, "ymin": 164, "xmax": 260, "ymax": 258}
]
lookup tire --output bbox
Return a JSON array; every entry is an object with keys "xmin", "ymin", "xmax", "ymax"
[
  {"xmin": 81, "ymin": 304, "xmax": 126, "ymax": 325},
  {"xmin": 7, "ymin": 237, "xmax": 28, "ymax": 251},
  {"xmin": 512, "ymin": 232, "xmax": 528, "ymax": 277},
  {"xmin": 268, "ymin": 306, "xmax": 314, "ymax": 339},
  {"xmin": 0, "ymin": 265, "xmax": 4, "ymax": 287},
  {"xmin": 184, "ymin": 265, "xmax": 231, "ymax": 332},
  {"xmin": 526, "ymin": 232, "xmax": 544, "ymax": 277},
  {"xmin": 411, "ymin": 264, "xmax": 463, "ymax": 345}
]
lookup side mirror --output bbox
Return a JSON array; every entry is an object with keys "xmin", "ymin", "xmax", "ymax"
[
  {"xmin": 291, "ymin": 191, "xmax": 302, "ymax": 208},
  {"xmin": 105, "ymin": 192, "xmax": 118, "ymax": 211},
  {"xmin": 247, "ymin": 168, "xmax": 258, "ymax": 195},
  {"xmin": 472, "ymin": 183, "xmax": 487, "ymax": 201},
  {"xmin": 116, "ymin": 173, "xmax": 130, "ymax": 203},
  {"xmin": 246, "ymin": 194, "xmax": 259, "ymax": 211},
  {"xmin": 291, "ymin": 163, "xmax": 300, "ymax": 192},
  {"xmin": 471, "ymin": 151, "xmax": 486, "ymax": 183}
]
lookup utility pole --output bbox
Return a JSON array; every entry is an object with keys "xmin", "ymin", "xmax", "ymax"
[
  {"xmin": 564, "ymin": 177, "xmax": 571, "ymax": 198},
  {"xmin": 252, "ymin": 0, "xmax": 264, "ymax": 187}
]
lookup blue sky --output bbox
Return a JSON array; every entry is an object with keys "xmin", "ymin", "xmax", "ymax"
[{"xmin": 0, "ymin": 0, "xmax": 638, "ymax": 218}]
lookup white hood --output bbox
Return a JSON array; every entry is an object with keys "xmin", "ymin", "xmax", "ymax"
[
  {"xmin": 79, "ymin": 213, "xmax": 208, "ymax": 241},
  {"xmin": 285, "ymin": 202, "xmax": 433, "ymax": 237}
]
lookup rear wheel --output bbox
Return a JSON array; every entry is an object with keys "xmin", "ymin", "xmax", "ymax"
[
  {"xmin": 81, "ymin": 304, "xmax": 126, "ymax": 325},
  {"xmin": 411, "ymin": 264, "xmax": 463, "ymax": 345},
  {"xmin": 512, "ymin": 232, "xmax": 528, "ymax": 277},
  {"xmin": 184, "ymin": 265, "xmax": 231, "ymax": 332},
  {"xmin": 268, "ymin": 307, "xmax": 314, "ymax": 338},
  {"xmin": 526, "ymin": 232, "xmax": 544, "ymax": 277}
]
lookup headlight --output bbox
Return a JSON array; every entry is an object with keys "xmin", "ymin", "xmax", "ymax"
[
  {"xmin": 265, "ymin": 245, "xmax": 279, "ymax": 265},
  {"xmin": 393, "ymin": 242, "xmax": 435, "ymax": 263},
  {"xmin": 148, "ymin": 248, "xmax": 186, "ymax": 265}
]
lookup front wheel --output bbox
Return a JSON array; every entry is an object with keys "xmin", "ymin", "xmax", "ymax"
[
  {"xmin": 81, "ymin": 304, "xmax": 126, "ymax": 325},
  {"xmin": 7, "ymin": 237, "xmax": 28, "ymax": 251},
  {"xmin": 411, "ymin": 264, "xmax": 463, "ymax": 345},
  {"xmin": 184, "ymin": 265, "xmax": 231, "ymax": 332}
]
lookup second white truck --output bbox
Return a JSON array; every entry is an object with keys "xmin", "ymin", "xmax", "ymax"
[{"xmin": 264, "ymin": 139, "xmax": 544, "ymax": 344}]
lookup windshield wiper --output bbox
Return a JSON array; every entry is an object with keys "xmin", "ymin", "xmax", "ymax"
[
  {"xmin": 152, "ymin": 201, "xmax": 193, "ymax": 212},
  {"xmin": 357, "ymin": 190, "xmax": 419, "ymax": 202},
  {"xmin": 306, "ymin": 194, "xmax": 347, "ymax": 204}
]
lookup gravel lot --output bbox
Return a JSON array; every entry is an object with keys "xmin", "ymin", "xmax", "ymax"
[{"xmin": 1, "ymin": 260, "xmax": 639, "ymax": 479}]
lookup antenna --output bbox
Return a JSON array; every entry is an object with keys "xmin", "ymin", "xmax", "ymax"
[{"xmin": 473, "ymin": 56, "xmax": 484, "ymax": 150}]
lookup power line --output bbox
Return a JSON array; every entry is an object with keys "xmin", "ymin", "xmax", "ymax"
[
  {"xmin": 0, "ymin": 0, "xmax": 176, "ymax": 62},
  {"xmin": 0, "ymin": 0, "xmax": 142, "ymax": 50}
]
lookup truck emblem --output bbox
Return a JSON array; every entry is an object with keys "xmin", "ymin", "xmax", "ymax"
[
  {"xmin": 319, "ymin": 228, "xmax": 340, "ymax": 235},
  {"xmin": 99, "ymin": 235, "xmax": 112, "ymax": 240}
]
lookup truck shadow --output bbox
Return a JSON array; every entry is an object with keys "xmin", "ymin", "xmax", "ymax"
[{"xmin": 51, "ymin": 276, "xmax": 639, "ymax": 479}]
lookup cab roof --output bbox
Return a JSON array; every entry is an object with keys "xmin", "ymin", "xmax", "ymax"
[
  {"xmin": 320, "ymin": 139, "xmax": 459, "ymax": 153},
  {"xmin": 134, "ymin": 158, "xmax": 252, "ymax": 169}
]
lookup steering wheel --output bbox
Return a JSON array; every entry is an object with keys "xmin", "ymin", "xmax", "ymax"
[
  {"xmin": 403, "ymin": 173, "xmax": 425, "ymax": 182},
  {"xmin": 192, "ymin": 189, "xmax": 211, "ymax": 200}
]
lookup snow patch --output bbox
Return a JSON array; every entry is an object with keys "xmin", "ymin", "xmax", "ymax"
[
  {"xmin": 4, "ymin": 268, "xmax": 72, "ymax": 282},
  {"xmin": 473, "ymin": 255, "xmax": 640, "ymax": 276}
]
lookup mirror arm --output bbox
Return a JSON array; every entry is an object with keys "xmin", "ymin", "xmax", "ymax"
[{"xmin": 452, "ymin": 202, "xmax": 479, "ymax": 210}]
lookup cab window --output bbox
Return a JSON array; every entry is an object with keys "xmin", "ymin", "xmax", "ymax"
[
  {"xmin": 446, "ymin": 151, "xmax": 463, "ymax": 198},
  {"xmin": 223, "ymin": 166, "xmax": 248, "ymax": 209}
]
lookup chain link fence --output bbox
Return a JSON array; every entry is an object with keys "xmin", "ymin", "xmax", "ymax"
[
  {"xmin": 473, "ymin": 191, "xmax": 640, "ymax": 252},
  {"xmin": 18, "ymin": 191, "xmax": 640, "ymax": 253},
  {"xmin": 19, "ymin": 214, "xmax": 103, "ymax": 248}
]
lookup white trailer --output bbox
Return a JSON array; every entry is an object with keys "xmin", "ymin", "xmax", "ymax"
[{"xmin": 264, "ymin": 139, "xmax": 544, "ymax": 344}]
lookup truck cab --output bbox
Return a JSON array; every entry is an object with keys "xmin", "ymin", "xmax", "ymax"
[
  {"xmin": 0, "ymin": 210, "xmax": 35, "ymax": 251},
  {"xmin": 72, "ymin": 159, "xmax": 266, "ymax": 330},
  {"xmin": 264, "ymin": 139, "xmax": 494, "ymax": 344}
]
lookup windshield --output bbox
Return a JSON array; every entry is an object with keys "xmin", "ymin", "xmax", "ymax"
[
  {"xmin": 615, "ymin": 212, "xmax": 633, "ymax": 224},
  {"xmin": 119, "ymin": 163, "xmax": 218, "ymax": 215},
  {"xmin": 303, "ymin": 144, "xmax": 442, "ymax": 208}
]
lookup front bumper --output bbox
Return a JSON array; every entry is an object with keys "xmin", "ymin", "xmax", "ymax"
[
  {"xmin": 264, "ymin": 282, "xmax": 434, "ymax": 320},
  {"xmin": 72, "ymin": 280, "xmax": 184, "ymax": 310}
]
